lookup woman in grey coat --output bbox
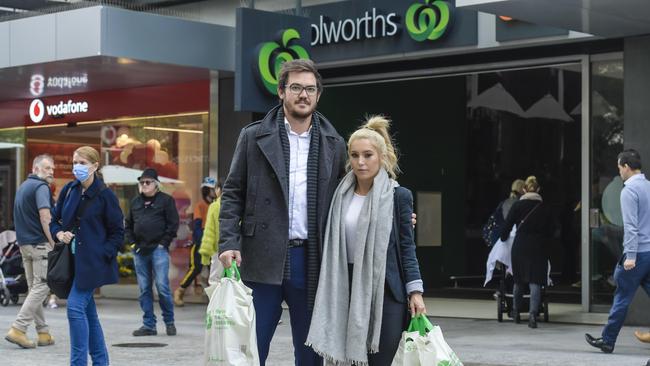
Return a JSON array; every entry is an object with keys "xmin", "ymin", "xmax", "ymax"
[{"xmin": 307, "ymin": 116, "xmax": 426, "ymax": 366}]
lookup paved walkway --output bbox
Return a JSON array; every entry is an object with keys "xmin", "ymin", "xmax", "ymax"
[{"xmin": 0, "ymin": 298, "xmax": 649, "ymax": 365}]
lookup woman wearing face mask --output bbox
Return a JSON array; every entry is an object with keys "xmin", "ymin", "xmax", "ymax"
[
  {"xmin": 307, "ymin": 116, "xmax": 425, "ymax": 365},
  {"xmin": 50, "ymin": 146, "xmax": 124, "ymax": 366}
]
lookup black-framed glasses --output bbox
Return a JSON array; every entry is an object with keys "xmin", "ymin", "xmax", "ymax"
[
  {"xmin": 287, "ymin": 83, "xmax": 318, "ymax": 96},
  {"xmin": 139, "ymin": 180, "xmax": 155, "ymax": 186}
]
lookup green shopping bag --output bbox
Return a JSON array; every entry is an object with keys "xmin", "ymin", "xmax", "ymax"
[{"xmin": 392, "ymin": 315, "xmax": 463, "ymax": 366}]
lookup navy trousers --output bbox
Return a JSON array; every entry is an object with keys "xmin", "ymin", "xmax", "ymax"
[
  {"xmin": 602, "ymin": 251, "xmax": 650, "ymax": 345},
  {"xmin": 245, "ymin": 247, "xmax": 321, "ymax": 366}
]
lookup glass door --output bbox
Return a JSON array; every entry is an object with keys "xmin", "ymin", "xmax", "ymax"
[{"xmin": 589, "ymin": 58, "xmax": 624, "ymax": 309}]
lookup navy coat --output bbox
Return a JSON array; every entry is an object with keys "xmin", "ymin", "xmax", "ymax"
[
  {"xmin": 385, "ymin": 186, "xmax": 423, "ymax": 303},
  {"xmin": 50, "ymin": 176, "xmax": 125, "ymax": 291}
]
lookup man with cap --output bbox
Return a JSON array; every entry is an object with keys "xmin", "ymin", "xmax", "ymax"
[
  {"xmin": 173, "ymin": 177, "xmax": 220, "ymax": 306},
  {"xmin": 125, "ymin": 168, "xmax": 180, "ymax": 336}
]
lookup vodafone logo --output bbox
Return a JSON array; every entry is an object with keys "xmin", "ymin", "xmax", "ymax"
[
  {"xmin": 29, "ymin": 99, "xmax": 45, "ymax": 123},
  {"xmin": 28, "ymin": 98, "xmax": 90, "ymax": 124}
]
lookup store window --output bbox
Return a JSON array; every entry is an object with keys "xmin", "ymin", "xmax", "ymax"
[{"xmin": 24, "ymin": 112, "xmax": 208, "ymax": 283}]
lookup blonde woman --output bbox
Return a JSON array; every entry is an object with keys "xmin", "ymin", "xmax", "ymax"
[
  {"xmin": 307, "ymin": 116, "xmax": 425, "ymax": 365},
  {"xmin": 499, "ymin": 176, "xmax": 552, "ymax": 329},
  {"xmin": 50, "ymin": 146, "xmax": 124, "ymax": 365}
]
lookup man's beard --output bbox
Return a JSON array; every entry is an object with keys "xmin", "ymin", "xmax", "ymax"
[{"xmin": 284, "ymin": 98, "xmax": 316, "ymax": 119}]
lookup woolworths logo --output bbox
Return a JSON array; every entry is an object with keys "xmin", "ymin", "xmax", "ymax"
[
  {"xmin": 256, "ymin": 29, "xmax": 310, "ymax": 95},
  {"xmin": 405, "ymin": 0, "xmax": 451, "ymax": 42}
]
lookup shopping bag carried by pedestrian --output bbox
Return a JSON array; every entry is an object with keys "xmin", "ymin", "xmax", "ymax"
[
  {"xmin": 392, "ymin": 315, "xmax": 463, "ymax": 366},
  {"xmin": 204, "ymin": 262, "xmax": 259, "ymax": 366},
  {"xmin": 47, "ymin": 242, "xmax": 74, "ymax": 299}
]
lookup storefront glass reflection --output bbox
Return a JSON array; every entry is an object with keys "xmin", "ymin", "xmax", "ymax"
[{"xmin": 589, "ymin": 59, "xmax": 624, "ymax": 307}]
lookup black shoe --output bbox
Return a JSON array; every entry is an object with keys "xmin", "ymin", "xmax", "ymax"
[
  {"xmin": 585, "ymin": 333, "xmax": 614, "ymax": 353},
  {"xmin": 528, "ymin": 314, "xmax": 537, "ymax": 329},
  {"xmin": 166, "ymin": 324, "xmax": 177, "ymax": 336},
  {"xmin": 132, "ymin": 326, "xmax": 157, "ymax": 337},
  {"xmin": 511, "ymin": 310, "xmax": 521, "ymax": 324}
]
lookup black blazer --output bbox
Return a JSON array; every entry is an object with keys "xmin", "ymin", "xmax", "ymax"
[{"xmin": 385, "ymin": 186, "xmax": 423, "ymax": 303}]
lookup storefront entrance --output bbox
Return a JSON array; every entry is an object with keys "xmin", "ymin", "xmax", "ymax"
[{"xmin": 319, "ymin": 61, "xmax": 585, "ymax": 302}]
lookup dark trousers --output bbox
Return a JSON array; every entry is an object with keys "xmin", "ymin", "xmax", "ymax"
[
  {"xmin": 368, "ymin": 293, "xmax": 408, "ymax": 366},
  {"xmin": 602, "ymin": 251, "xmax": 650, "ymax": 345},
  {"xmin": 348, "ymin": 264, "xmax": 408, "ymax": 366},
  {"xmin": 179, "ymin": 244, "xmax": 203, "ymax": 289},
  {"xmin": 245, "ymin": 247, "xmax": 321, "ymax": 366}
]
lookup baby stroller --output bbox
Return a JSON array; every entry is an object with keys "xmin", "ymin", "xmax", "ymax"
[
  {"xmin": 494, "ymin": 261, "xmax": 549, "ymax": 322},
  {"xmin": 0, "ymin": 230, "xmax": 27, "ymax": 306}
]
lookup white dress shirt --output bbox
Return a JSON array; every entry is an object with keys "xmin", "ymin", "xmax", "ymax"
[{"xmin": 285, "ymin": 118, "xmax": 310, "ymax": 240}]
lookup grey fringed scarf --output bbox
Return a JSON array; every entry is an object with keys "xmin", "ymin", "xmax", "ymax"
[{"xmin": 306, "ymin": 169, "xmax": 397, "ymax": 365}]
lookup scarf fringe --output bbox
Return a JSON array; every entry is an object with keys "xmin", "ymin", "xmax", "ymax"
[{"xmin": 305, "ymin": 342, "xmax": 375, "ymax": 366}]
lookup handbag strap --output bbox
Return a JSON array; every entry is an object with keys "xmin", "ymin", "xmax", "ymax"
[{"xmin": 519, "ymin": 202, "xmax": 542, "ymax": 228}]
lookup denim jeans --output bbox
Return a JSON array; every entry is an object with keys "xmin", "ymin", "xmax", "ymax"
[
  {"xmin": 602, "ymin": 251, "xmax": 650, "ymax": 345},
  {"xmin": 134, "ymin": 245, "xmax": 174, "ymax": 329},
  {"xmin": 513, "ymin": 282, "xmax": 541, "ymax": 316},
  {"xmin": 68, "ymin": 280, "xmax": 108, "ymax": 366}
]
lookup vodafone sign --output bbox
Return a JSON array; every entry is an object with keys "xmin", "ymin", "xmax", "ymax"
[
  {"xmin": 29, "ymin": 99, "xmax": 45, "ymax": 123},
  {"xmin": 28, "ymin": 98, "xmax": 89, "ymax": 124}
]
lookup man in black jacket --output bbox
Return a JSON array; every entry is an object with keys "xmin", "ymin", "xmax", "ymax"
[{"xmin": 125, "ymin": 168, "xmax": 179, "ymax": 337}]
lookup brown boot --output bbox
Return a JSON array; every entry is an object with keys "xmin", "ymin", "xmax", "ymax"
[
  {"xmin": 5, "ymin": 327, "xmax": 35, "ymax": 349},
  {"xmin": 173, "ymin": 287, "xmax": 185, "ymax": 307},
  {"xmin": 635, "ymin": 330, "xmax": 650, "ymax": 343},
  {"xmin": 37, "ymin": 332, "xmax": 55, "ymax": 346}
]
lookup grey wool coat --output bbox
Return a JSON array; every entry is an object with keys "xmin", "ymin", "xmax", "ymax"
[{"xmin": 218, "ymin": 105, "xmax": 347, "ymax": 285}]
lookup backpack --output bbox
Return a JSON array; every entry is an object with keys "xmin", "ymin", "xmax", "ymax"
[{"xmin": 482, "ymin": 201, "xmax": 505, "ymax": 247}]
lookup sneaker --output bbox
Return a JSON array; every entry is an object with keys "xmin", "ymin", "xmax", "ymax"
[
  {"xmin": 166, "ymin": 324, "xmax": 177, "ymax": 336},
  {"xmin": 132, "ymin": 326, "xmax": 157, "ymax": 336},
  {"xmin": 47, "ymin": 298, "xmax": 58, "ymax": 309}
]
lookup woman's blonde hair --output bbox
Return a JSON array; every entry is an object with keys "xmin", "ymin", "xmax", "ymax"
[
  {"xmin": 510, "ymin": 179, "xmax": 525, "ymax": 198},
  {"xmin": 524, "ymin": 175, "xmax": 540, "ymax": 192},
  {"xmin": 347, "ymin": 115, "xmax": 400, "ymax": 179}
]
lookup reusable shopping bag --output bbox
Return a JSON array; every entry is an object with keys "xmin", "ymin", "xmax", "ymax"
[
  {"xmin": 204, "ymin": 263, "xmax": 259, "ymax": 366},
  {"xmin": 392, "ymin": 315, "xmax": 463, "ymax": 366}
]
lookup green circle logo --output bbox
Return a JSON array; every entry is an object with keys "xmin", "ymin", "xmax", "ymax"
[
  {"xmin": 255, "ymin": 29, "xmax": 310, "ymax": 95},
  {"xmin": 405, "ymin": 0, "xmax": 451, "ymax": 42}
]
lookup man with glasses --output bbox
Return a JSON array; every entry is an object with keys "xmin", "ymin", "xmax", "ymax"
[
  {"xmin": 219, "ymin": 59, "xmax": 347, "ymax": 365},
  {"xmin": 126, "ymin": 168, "xmax": 179, "ymax": 337}
]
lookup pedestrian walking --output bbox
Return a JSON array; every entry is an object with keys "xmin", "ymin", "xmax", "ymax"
[
  {"xmin": 198, "ymin": 180, "xmax": 223, "ymax": 279},
  {"xmin": 306, "ymin": 116, "xmax": 426, "ymax": 366},
  {"xmin": 483, "ymin": 179, "xmax": 525, "ymax": 246},
  {"xmin": 218, "ymin": 59, "xmax": 347, "ymax": 366},
  {"xmin": 50, "ymin": 146, "xmax": 125, "ymax": 366},
  {"xmin": 499, "ymin": 175, "xmax": 552, "ymax": 329},
  {"xmin": 5, "ymin": 154, "xmax": 56, "ymax": 349},
  {"xmin": 126, "ymin": 168, "xmax": 179, "ymax": 337},
  {"xmin": 586, "ymin": 149, "xmax": 650, "ymax": 353},
  {"xmin": 174, "ymin": 176, "xmax": 219, "ymax": 306}
]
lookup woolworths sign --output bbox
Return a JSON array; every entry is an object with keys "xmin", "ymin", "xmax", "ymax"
[
  {"xmin": 310, "ymin": 0, "xmax": 451, "ymax": 46},
  {"xmin": 304, "ymin": 0, "xmax": 477, "ymax": 64}
]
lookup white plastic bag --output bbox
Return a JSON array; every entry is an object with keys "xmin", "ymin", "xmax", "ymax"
[
  {"xmin": 204, "ymin": 264, "xmax": 259, "ymax": 366},
  {"xmin": 392, "ymin": 316, "xmax": 463, "ymax": 366}
]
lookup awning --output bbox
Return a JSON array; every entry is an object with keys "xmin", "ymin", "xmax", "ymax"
[{"xmin": 457, "ymin": 0, "xmax": 650, "ymax": 38}]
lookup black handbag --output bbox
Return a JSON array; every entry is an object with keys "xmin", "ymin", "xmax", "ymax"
[{"xmin": 47, "ymin": 242, "xmax": 74, "ymax": 299}]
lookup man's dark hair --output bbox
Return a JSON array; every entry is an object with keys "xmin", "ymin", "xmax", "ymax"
[
  {"xmin": 277, "ymin": 59, "xmax": 323, "ymax": 94},
  {"xmin": 618, "ymin": 149, "xmax": 642, "ymax": 170}
]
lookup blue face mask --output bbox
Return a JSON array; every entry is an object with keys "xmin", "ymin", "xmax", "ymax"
[{"xmin": 72, "ymin": 164, "xmax": 92, "ymax": 182}]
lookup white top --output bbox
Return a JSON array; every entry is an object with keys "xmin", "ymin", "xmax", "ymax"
[
  {"xmin": 344, "ymin": 193, "xmax": 367, "ymax": 264},
  {"xmin": 285, "ymin": 118, "xmax": 310, "ymax": 240}
]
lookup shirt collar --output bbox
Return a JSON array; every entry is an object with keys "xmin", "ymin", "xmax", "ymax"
[
  {"xmin": 624, "ymin": 173, "xmax": 646, "ymax": 185},
  {"xmin": 284, "ymin": 117, "xmax": 312, "ymax": 136}
]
